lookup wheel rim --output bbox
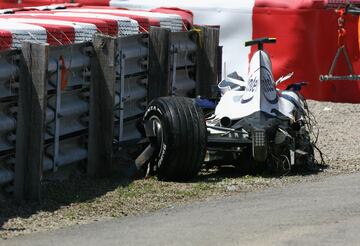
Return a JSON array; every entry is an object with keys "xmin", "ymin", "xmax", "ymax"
[
  {"xmin": 149, "ymin": 115, "xmax": 164, "ymax": 149},
  {"xmin": 277, "ymin": 154, "xmax": 291, "ymax": 174}
]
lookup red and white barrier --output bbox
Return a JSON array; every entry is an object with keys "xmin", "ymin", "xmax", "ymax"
[
  {"xmin": 54, "ymin": 8, "xmax": 155, "ymax": 32},
  {"xmin": 150, "ymin": 7, "xmax": 193, "ymax": 31},
  {"xmin": 51, "ymin": 12, "xmax": 139, "ymax": 36},
  {"xmin": 111, "ymin": 0, "xmax": 360, "ymax": 103},
  {"xmin": 0, "ymin": 17, "xmax": 97, "ymax": 43},
  {"xmin": 0, "ymin": 0, "xmax": 109, "ymax": 9},
  {"xmin": 0, "ymin": 1, "xmax": 357, "ymax": 101},
  {"xmin": 0, "ymin": 29, "xmax": 12, "ymax": 50},
  {"xmin": 111, "ymin": 0, "xmax": 255, "ymax": 85},
  {"xmin": 56, "ymin": 7, "xmax": 183, "ymax": 32},
  {"xmin": 0, "ymin": 21, "xmax": 47, "ymax": 48}
]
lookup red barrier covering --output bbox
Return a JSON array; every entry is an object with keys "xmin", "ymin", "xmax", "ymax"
[
  {"xmin": 30, "ymin": 23, "xmax": 73, "ymax": 45},
  {"xmin": 78, "ymin": 6, "xmax": 161, "ymax": 30},
  {"xmin": 150, "ymin": 7, "xmax": 193, "ymax": 30},
  {"xmin": 0, "ymin": 0, "xmax": 109, "ymax": 8},
  {"xmin": 255, "ymin": 0, "xmax": 325, "ymax": 9},
  {"xmin": 46, "ymin": 14, "xmax": 117, "ymax": 36},
  {"xmin": 62, "ymin": 7, "xmax": 157, "ymax": 32},
  {"xmin": 0, "ymin": 15, "xmax": 75, "ymax": 45},
  {"xmin": 74, "ymin": 0, "xmax": 109, "ymax": 6},
  {"xmin": 14, "ymin": 12, "xmax": 117, "ymax": 36},
  {"xmin": 0, "ymin": 29, "xmax": 12, "ymax": 50},
  {"xmin": 0, "ymin": 0, "xmax": 358, "ymax": 102},
  {"xmin": 252, "ymin": 3, "xmax": 360, "ymax": 102},
  {"xmin": 9, "ymin": 13, "xmax": 111, "ymax": 35}
]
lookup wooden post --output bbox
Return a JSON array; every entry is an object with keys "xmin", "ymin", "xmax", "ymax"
[
  {"xmin": 196, "ymin": 26, "xmax": 220, "ymax": 99},
  {"xmin": 148, "ymin": 27, "xmax": 171, "ymax": 101},
  {"xmin": 217, "ymin": 45, "xmax": 223, "ymax": 82},
  {"xmin": 88, "ymin": 34, "xmax": 117, "ymax": 177},
  {"xmin": 15, "ymin": 42, "xmax": 49, "ymax": 201}
]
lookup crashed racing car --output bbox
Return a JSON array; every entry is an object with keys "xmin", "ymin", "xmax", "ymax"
[{"xmin": 138, "ymin": 37, "xmax": 316, "ymax": 180}]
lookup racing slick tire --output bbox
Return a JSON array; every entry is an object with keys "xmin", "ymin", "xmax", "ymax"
[{"xmin": 143, "ymin": 96, "xmax": 207, "ymax": 181}]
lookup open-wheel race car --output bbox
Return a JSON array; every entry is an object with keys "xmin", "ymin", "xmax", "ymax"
[{"xmin": 137, "ymin": 37, "xmax": 316, "ymax": 180}]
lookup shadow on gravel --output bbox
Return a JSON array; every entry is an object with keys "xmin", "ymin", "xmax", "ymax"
[
  {"xmin": 0, "ymin": 163, "xmax": 134, "ymax": 235},
  {"xmin": 0, "ymin": 147, "xmax": 143, "ymax": 235},
  {"xmin": 193, "ymin": 162, "xmax": 329, "ymax": 185},
  {"xmin": 0, "ymin": 178, "xmax": 127, "ymax": 234}
]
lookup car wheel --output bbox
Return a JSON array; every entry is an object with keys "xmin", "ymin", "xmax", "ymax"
[{"xmin": 143, "ymin": 96, "xmax": 207, "ymax": 180}]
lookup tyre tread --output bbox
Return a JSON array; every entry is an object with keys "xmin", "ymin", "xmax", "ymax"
[{"xmin": 144, "ymin": 96, "xmax": 207, "ymax": 180}]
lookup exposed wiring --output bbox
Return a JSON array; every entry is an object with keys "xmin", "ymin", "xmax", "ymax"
[{"xmin": 302, "ymin": 99, "xmax": 326, "ymax": 167}]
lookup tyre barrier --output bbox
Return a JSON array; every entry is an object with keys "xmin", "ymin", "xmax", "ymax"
[
  {"xmin": 114, "ymin": 33, "xmax": 148, "ymax": 143},
  {"xmin": 0, "ymin": 5, "xmax": 214, "ymax": 199},
  {"xmin": 0, "ymin": 26, "xmax": 219, "ymax": 200},
  {"xmin": 0, "ymin": 43, "xmax": 91, "ymax": 196},
  {"xmin": 169, "ymin": 32, "xmax": 197, "ymax": 97}
]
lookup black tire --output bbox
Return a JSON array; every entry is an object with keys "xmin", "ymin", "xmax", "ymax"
[{"xmin": 143, "ymin": 96, "xmax": 207, "ymax": 181}]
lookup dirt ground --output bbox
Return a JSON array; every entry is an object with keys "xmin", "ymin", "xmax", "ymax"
[{"xmin": 0, "ymin": 100, "xmax": 359, "ymax": 239}]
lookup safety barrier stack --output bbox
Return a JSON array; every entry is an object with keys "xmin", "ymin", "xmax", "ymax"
[
  {"xmin": 0, "ymin": 49, "xmax": 20, "ymax": 188},
  {"xmin": 0, "ymin": 26, "xmax": 219, "ymax": 200},
  {"xmin": 0, "ymin": 5, "xmax": 220, "ymax": 200}
]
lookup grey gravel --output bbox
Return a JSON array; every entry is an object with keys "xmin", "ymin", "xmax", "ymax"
[{"xmin": 307, "ymin": 100, "xmax": 360, "ymax": 174}]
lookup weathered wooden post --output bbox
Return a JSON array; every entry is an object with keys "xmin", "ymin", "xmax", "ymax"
[
  {"xmin": 15, "ymin": 42, "xmax": 49, "ymax": 201},
  {"xmin": 88, "ymin": 34, "xmax": 117, "ymax": 177},
  {"xmin": 196, "ymin": 26, "xmax": 220, "ymax": 98},
  {"xmin": 148, "ymin": 27, "xmax": 171, "ymax": 101}
]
